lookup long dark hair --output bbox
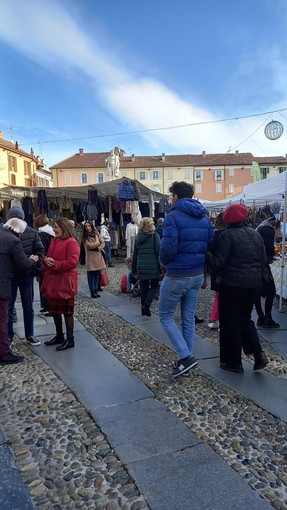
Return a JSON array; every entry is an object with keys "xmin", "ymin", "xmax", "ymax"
[{"xmin": 82, "ymin": 221, "xmax": 98, "ymax": 240}]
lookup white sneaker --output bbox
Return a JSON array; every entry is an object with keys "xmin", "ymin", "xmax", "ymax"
[{"xmin": 208, "ymin": 320, "xmax": 219, "ymax": 329}]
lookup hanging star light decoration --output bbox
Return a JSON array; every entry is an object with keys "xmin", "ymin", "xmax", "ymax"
[{"xmin": 264, "ymin": 120, "xmax": 284, "ymax": 140}]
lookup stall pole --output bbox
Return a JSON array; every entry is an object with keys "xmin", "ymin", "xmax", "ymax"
[{"xmin": 279, "ymin": 190, "xmax": 287, "ymax": 312}]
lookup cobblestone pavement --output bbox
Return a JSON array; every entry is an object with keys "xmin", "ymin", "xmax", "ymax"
[{"xmin": 0, "ymin": 260, "xmax": 286, "ymax": 509}]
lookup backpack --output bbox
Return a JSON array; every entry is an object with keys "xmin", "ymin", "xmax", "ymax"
[{"xmin": 120, "ymin": 274, "xmax": 127, "ymax": 293}]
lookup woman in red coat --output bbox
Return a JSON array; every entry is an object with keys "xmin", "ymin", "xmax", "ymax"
[{"xmin": 42, "ymin": 218, "xmax": 80, "ymax": 351}]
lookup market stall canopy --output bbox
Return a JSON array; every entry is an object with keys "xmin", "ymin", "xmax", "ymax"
[
  {"xmin": 243, "ymin": 170, "xmax": 287, "ymax": 201},
  {"xmin": 0, "ymin": 177, "xmax": 168, "ymax": 202}
]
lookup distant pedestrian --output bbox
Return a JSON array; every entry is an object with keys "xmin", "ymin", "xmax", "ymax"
[
  {"xmin": 132, "ymin": 217, "xmax": 161, "ymax": 316},
  {"xmin": 158, "ymin": 181, "xmax": 214, "ymax": 379},
  {"xmin": 0, "ymin": 217, "xmax": 38, "ymax": 364},
  {"xmin": 82, "ymin": 221, "xmax": 106, "ymax": 298},
  {"xmin": 100, "ymin": 221, "xmax": 114, "ymax": 267},
  {"xmin": 207, "ymin": 204, "xmax": 269, "ymax": 373},
  {"xmin": 155, "ymin": 217, "xmax": 164, "ymax": 239},
  {"xmin": 255, "ymin": 218, "xmax": 281, "ymax": 328},
  {"xmin": 34, "ymin": 214, "xmax": 55, "ymax": 315}
]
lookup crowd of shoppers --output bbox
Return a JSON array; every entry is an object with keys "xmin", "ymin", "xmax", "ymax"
[{"xmin": 1, "ymin": 182, "xmax": 281, "ymax": 377}]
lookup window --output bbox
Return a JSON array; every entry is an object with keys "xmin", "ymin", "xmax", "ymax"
[
  {"xmin": 279, "ymin": 167, "xmax": 287, "ymax": 174},
  {"xmin": 24, "ymin": 161, "xmax": 31, "ymax": 176},
  {"xmin": 139, "ymin": 171, "xmax": 146, "ymax": 180},
  {"xmin": 152, "ymin": 171, "xmax": 159, "ymax": 180},
  {"xmin": 97, "ymin": 172, "xmax": 104, "ymax": 183},
  {"xmin": 260, "ymin": 167, "xmax": 269, "ymax": 179},
  {"xmin": 229, "ymin": 167, "xmax": 234, "ymax": 177},
  {"xmin": 229, "ymin": 183, "xmax": 234, "ymax": 193},
  {"xmin": 10, "ymin": 174, "xmax": 16, "ymax": 185},
  {"xmin": 195, "ymin": 183, "xmax": 202, "ymax": 194},
  {"xmin": 194, "ymin": 170, "xmax": 203, "ymax": 181},
  {"xmin": 8, "ymin": 155, "xmax": 17, "ymax": 172},
  {"xmin": 216, "ymin": 183, "xmax": 222, "ymax": 193},
  {"xmin": 215, "ymin": 170, "xmax": 224, "ymax": 181},
  {"xmin": 184, "ymin": 169, "xmax": 190, "ymax": 179},
  {"xmin": 81, "ymin": 173, "xmax": 88, "ymax": 184},
  {"xmin": 168, "ymin": 170, "xmax": 173, "ymax": 180},
  {"xmin": 25, "ymin": 178, "xmax": 32, "ymax": 186},
  {"xmin": 64, "ymin": 173, "xmax": 71, "ymax": 185}
]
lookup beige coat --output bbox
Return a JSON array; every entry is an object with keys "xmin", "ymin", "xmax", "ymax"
[{"xmin": 84, "ymin": 234, "xmax": 106, "ymax": 272}]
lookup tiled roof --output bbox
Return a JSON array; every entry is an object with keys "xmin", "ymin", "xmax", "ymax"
[
  {"xmin": 50, "ymin": 151, "xmax": 256, "ymax": 170},
  {"xmin": 0, "ymin": 138, "xmax": 36, "ymax": 160},
  {"xmin": 253, "ymin": 156, "xmax": 287, "ymax": 164}
]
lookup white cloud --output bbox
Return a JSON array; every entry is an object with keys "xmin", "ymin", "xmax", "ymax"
[{"xmin": 0, "ymin": 0, "xmax": 287, "ymax": 158}]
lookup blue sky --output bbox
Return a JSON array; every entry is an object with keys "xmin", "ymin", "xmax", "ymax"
[{"xmin": 1, "ymin": 0, "xmax": 287, "ymax": 170}]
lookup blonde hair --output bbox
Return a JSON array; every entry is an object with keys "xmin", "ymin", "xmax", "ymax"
[
  {"xmin": 34, "ymin": 214, "xmax": 49, "ymax": 229},
  {"xmin": 139, "ymin": 217, "xmax": 155, "ymax": 232}
]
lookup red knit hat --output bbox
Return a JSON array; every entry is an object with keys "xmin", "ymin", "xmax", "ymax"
[{"xmin": 222, "ymin": 204, "xmax": 248, "ymax": 224}]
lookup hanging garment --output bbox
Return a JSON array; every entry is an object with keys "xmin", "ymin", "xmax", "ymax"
[
  {"xmin": 37, "ymin": 189, "xmax": 49, "ymax": 214},
  {"xmin": 118, "ymin": 179, "xmax": 135, "ymax": 201}
]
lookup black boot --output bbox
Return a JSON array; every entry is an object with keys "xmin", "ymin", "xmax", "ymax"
[
  {"xmin": 44, "ymin": 334, "xmax": 64, "ymax": 346},
  {"xmin": 254, "ymin": 351, "xmax": 268, "ymax": 370},
  {"xmin": 91, "ymin": 290, "xmax": 100, "ymax": 298},
  {"xmin": 56, "ymin": 337, "xmax": 75, "ymax": 351}
]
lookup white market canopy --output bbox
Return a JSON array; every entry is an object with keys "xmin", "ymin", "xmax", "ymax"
[
  {"xmin": 243, "ymin": 170, "xmax": 287, "ymax": 202},
  {"xmin": 0, "ymin": 177, "xmax": 168, "ymax": 202}
]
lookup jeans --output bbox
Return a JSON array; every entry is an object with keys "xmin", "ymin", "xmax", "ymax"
[
  {"xmin": 87, "ymin": 270, "xmax": 100, "ymax": 292},
  {"xmin": 0, "ymin": 299, "xmax": 10, "ymax": 356},
  {"xmin": 158, "ymin": 274, "xmax": 204, "ymax": 359},
  {"xmin": 8, "ymin": 275, "xmax": 35, "ymax": 339},
  {"xmin": 105, "ymin": 242, "xmax": 111, "ymax": 263}
]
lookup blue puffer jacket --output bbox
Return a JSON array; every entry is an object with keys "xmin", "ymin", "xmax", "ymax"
[{"xmin": 160, "ymin": 198, "xmax": 214, "ymax": 276}]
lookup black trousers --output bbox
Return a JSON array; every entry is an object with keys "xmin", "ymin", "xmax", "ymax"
[
  {"xmin": 219, "ymin": 286, "xmax": 262, "ymax": 366},
  {"xmin": 140, "ymin": 280, "xmax": 159, "ymax": 308}
]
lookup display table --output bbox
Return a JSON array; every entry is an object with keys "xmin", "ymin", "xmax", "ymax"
[{"xmin": 270, "ymin": 258, "xmax": 287, "ymax": 299}]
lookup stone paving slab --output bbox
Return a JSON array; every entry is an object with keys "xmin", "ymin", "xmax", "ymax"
[
  {"xmin": 127, "ymin": 444, "xmax": 272, "ymax": 510},
  {"xmin": 106, "ymin": 305, "xmax": 160, "ymax": 325},
  {"xmin": 0, "ymin": 443, "xmax": 33, "ymax": 510},
  {"xmin": 13, "ymin": 317, "xmax": 85, "ymax": 339},
  {"xmin": 91, "ymin": 398, "xmax": 202, "ymax": 463},
  {"xmin": 32, "ymin": 329, "xmax": 153, "ymax": 410},
  {"xmin": 200, "ymin": 358, "xmax": 287, "ymax": 422}
]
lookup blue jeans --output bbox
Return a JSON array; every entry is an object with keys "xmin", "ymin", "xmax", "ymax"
[
  {"xmin": 8, "ymin": 275, "xmax": 35, "ymax": 339},
  {"xmin": 158, "ymin": 274, "xmax": 204, "ymax": 359},
  {"xmin": 87, "ymin": 271, "xmax": 100, "ymax": 292},
  {"xmin": 105, "ymin": 242, "xmax": 111, "ymax": 263}
]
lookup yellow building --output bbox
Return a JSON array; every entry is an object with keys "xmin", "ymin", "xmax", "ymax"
[
  {"xmin": 0, "ymin": 130, "xmax": 52, "ymax": 187},
  {"xmin": 50, "ymin": 147, "xmax": 287, "ymax": 201}
]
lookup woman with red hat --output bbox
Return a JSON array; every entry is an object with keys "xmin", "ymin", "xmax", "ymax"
[{"xmin": 207, "ymin": 204, "xmax": 269, "ymax": 373}]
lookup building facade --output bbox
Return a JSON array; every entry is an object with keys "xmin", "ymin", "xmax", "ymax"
[
  {"xmin": 0, "ymin": 131, "xmax": 52, "ymax": 188},
  {"xmin": 50, "ymin": 147, "xmax": 287, "ymax": 201}
]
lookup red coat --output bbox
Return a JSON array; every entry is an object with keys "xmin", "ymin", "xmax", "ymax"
[{"xmin": 42, "ymin": 237, "xmax": 80, "ymax": 293}]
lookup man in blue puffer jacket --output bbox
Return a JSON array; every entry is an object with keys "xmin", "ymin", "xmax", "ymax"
[{"xmin": 159, "ymin": 181, "xmax": 214, "ymax": 379}]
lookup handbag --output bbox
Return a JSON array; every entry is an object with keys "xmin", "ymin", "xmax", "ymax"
[
  {"xmin": 261, "ymin": 264, "xmax": 275, "ymax": 297},
  {"xmin": 100, "ymin": 269, "xmax": 109, "ymax": 287},
  {"xmin": 41, "ymin": 265, "xmax": 76, "ymax": 300}
]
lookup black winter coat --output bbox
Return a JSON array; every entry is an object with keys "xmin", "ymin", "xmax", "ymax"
[
  {"xmin": 14, "ymin": 226, "xmax": 44, "ymax": 279},
  {"xmin": 209, "ymin": 223, "xmax": 267, "ymax": 289},
  {"xmin": 132, "ymin": 231, "xmax": 161, "ymax": 281},
  {"xmin": 0, "ymin": 228, "xmax": 36, "ymax": 300}
]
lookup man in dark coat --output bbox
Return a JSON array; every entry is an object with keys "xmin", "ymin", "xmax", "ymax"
[
  {"xmin": 7, "ymin": 207, "xmax": 44, "ymax": 347},
  {"xmin": 0, "ymin": 217, "xmax": 38, "ymax": 364}
]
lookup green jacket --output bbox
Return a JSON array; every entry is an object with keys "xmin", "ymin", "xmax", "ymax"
[{"xmin": 132, "ymin": 231, "xmax": 161, "ymax": 281}]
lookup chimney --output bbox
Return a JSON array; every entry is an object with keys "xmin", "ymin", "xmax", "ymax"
[
  {"xmin": 30, "ymin": 148, "xmax": 34, "ymax": 156},
  {"xmin": 0, "ymin": 131, "xmax": 4, "ymax": 139},
  {"xmin": 15, "ymin": 141, "xmax": 19, "ymax": 150},
  {"xmin": 235, "ymin": 150, "xmax": 239, "ymax": 155},
  {"xmin": 161, "ymin": 152, "xmax": 165, "ymax": 162},
  {"xmin": 131, "ymin": 153, "xmax": 135, "ymax": 162},
  {"xmin": 79, "ymin": 148, "xmax": 84, "ymax": 155},
  {"xmin": 202, "ymin": 150, "xmax": 206, "ymax": 156}
]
